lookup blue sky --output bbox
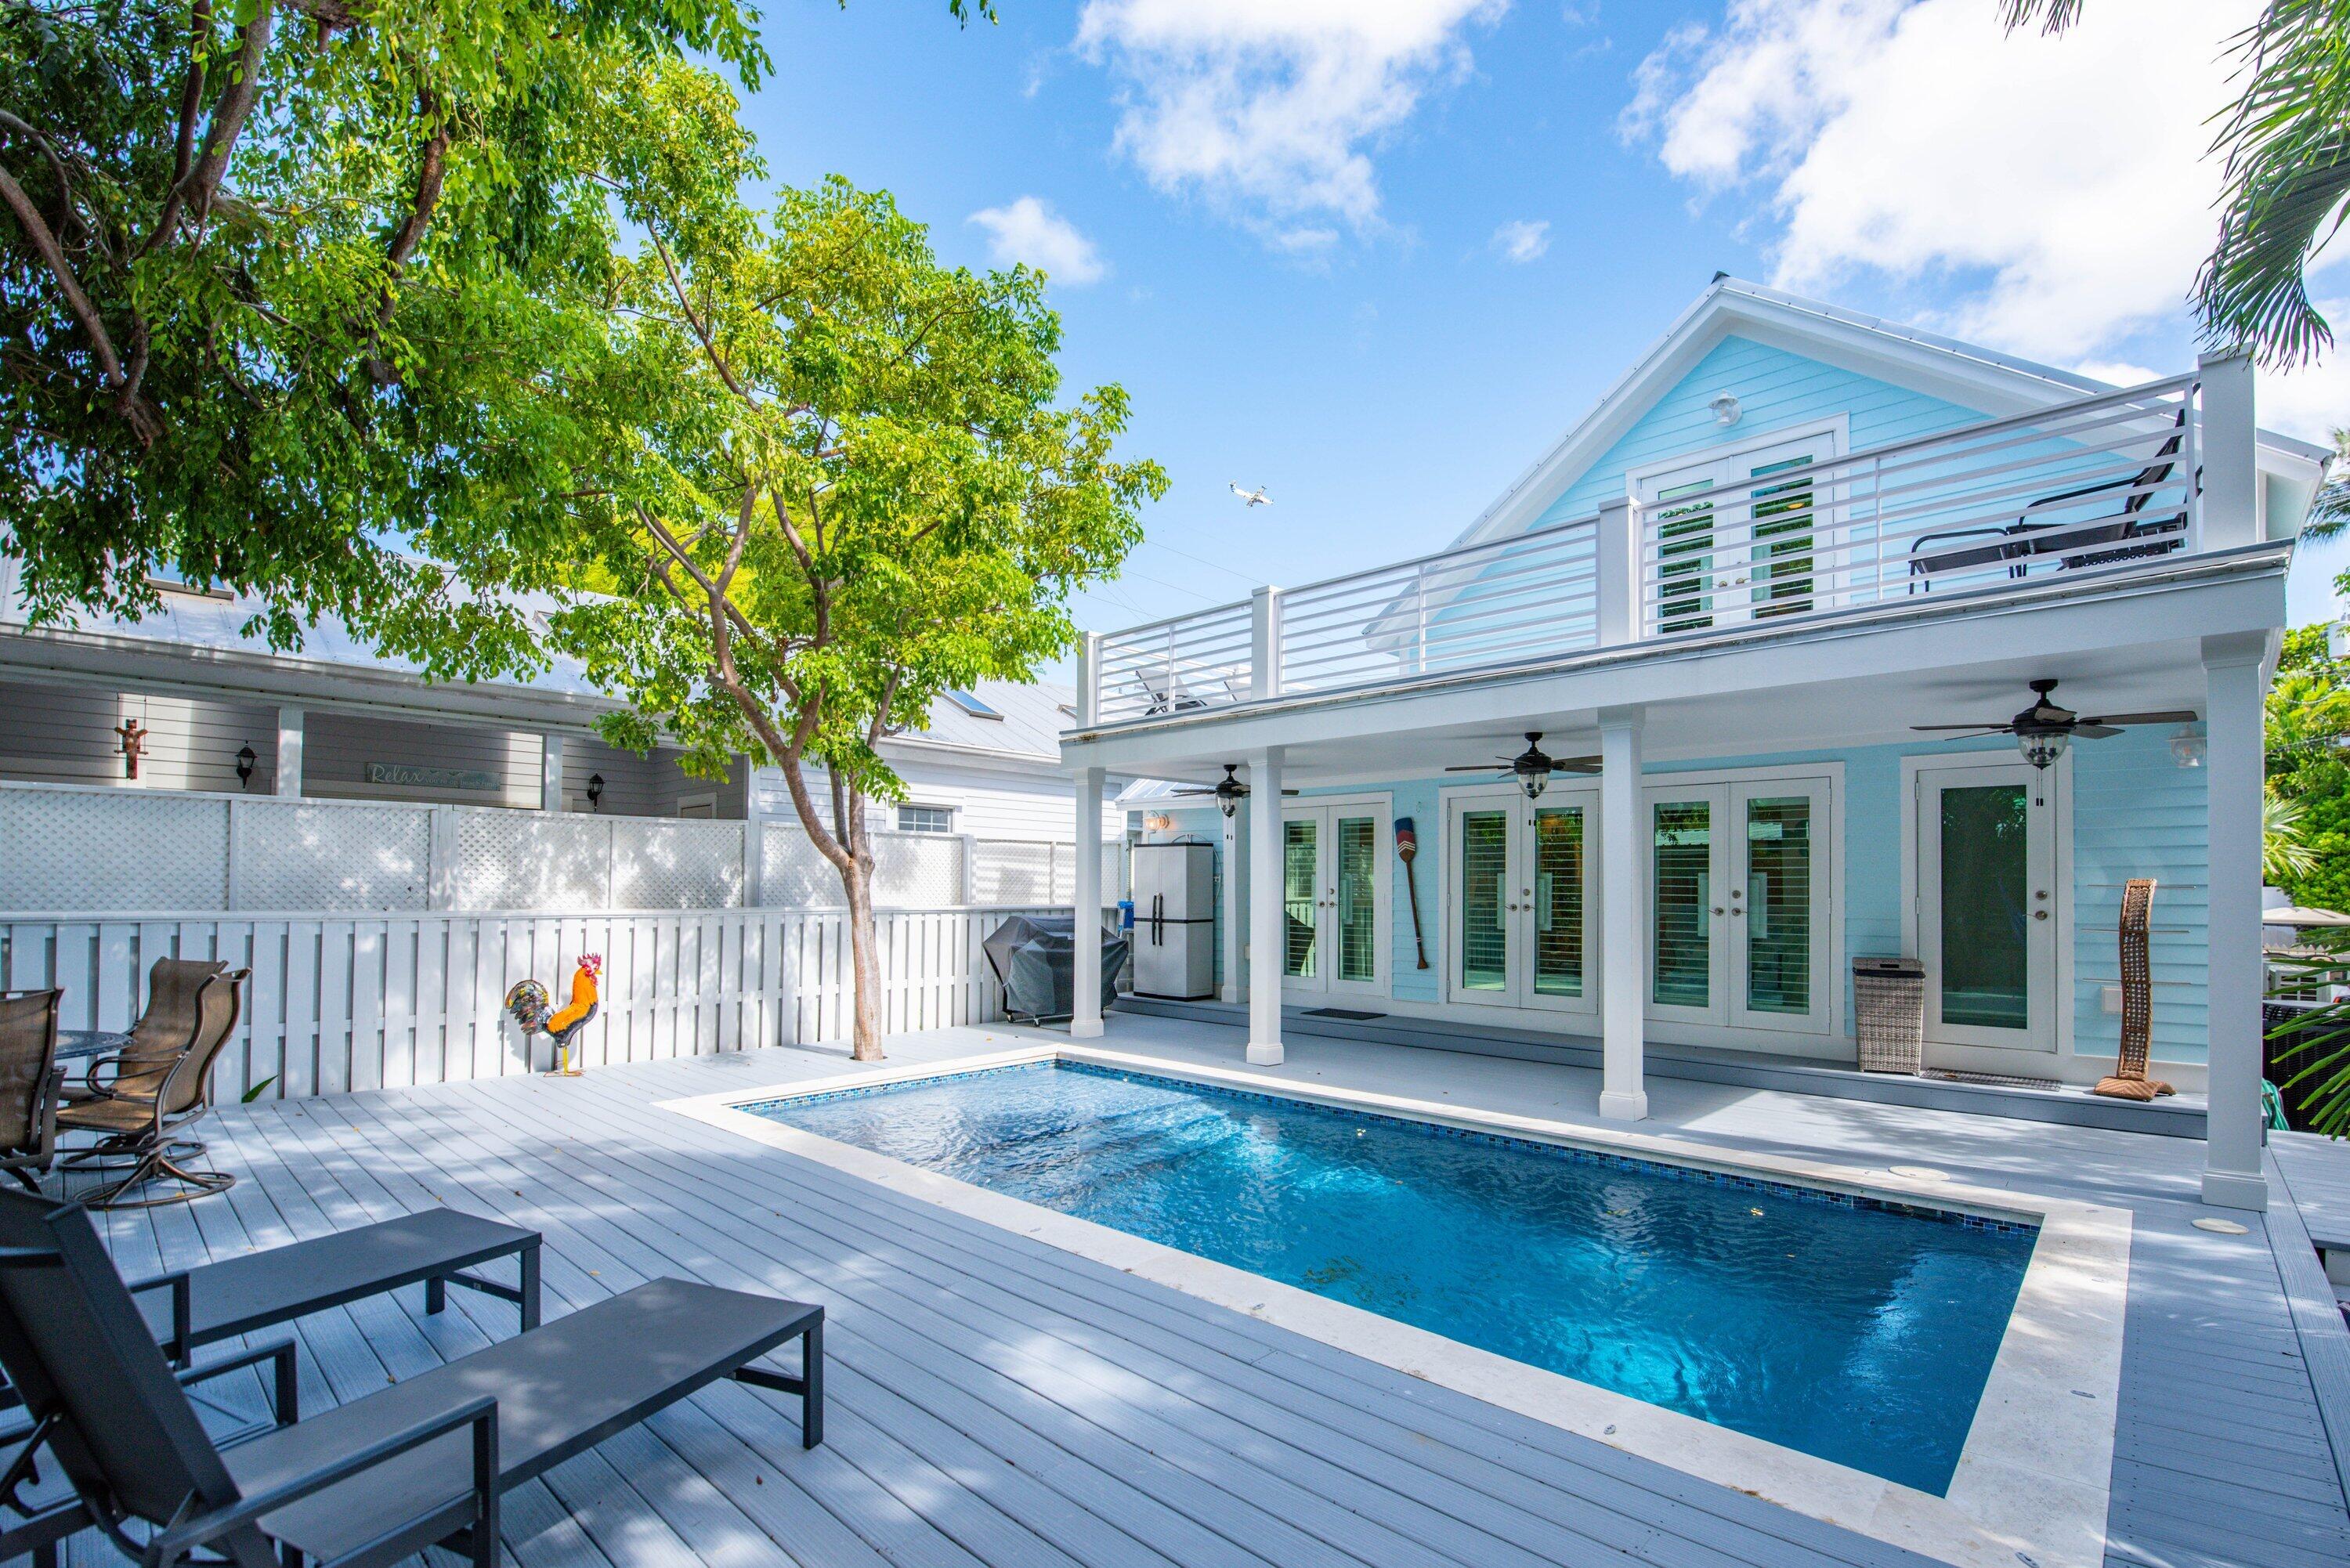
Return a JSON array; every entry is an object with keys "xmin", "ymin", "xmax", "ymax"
[{"xmin": 736, "ymin": 0, "xmax": 2350, "ymax": 653}]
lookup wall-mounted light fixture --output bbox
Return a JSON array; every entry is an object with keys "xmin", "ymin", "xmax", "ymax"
[
  {"xmin": 586, "ymin": 772, "xmax": 606, "ymax": 813},
  {"xmin": 2169, "ymin": 723, "xmax": 2207, "ymax": 769},
  {"xmin": 1708, "ymin": 392, "xmax": 1742, "ymax": 427},
  {"xmin": 236, "ymin": 743, "xmax": 258, "ymax": 789}
]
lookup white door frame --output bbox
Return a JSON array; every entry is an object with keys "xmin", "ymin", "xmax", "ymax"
[
  {"xmin": 1900, "ymin": 750, "xmax": 2076, "ymax": 1068},
  {"xmin": 1281, "ymin": 793, "xmax": 1393, "ymax": 1002},
  {"xmin": 1639, "ymin": 763, "xmax": 1842, "ymax": 1042},
  {"xmin": 1628, "ymin": 417, "xmax": 1849, "ymax": 630},
  {"xmin": 1438, "ymin": 783, "xmax": 1603, "ymax": 1016}
]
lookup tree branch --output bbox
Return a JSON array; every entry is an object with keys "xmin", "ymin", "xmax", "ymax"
[
  {"xmin": 0, "ymin": 161, "xmax": 157, "ymax": 441},
  {"xmin": 650, "ymin": 229, "xmax": 753, "ymax": 401},
  {"xmin": 137, "ymin": 0, "xmax": 212, "ymax": 258},
  {"xmin": 177, "ymin": 4, "xmax": 276, "ymax": 229}
]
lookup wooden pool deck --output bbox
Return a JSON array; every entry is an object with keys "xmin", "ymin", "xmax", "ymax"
[{"xmin": 26, "ymin": 1013, "xmax": 2350, "ymax": 1568}]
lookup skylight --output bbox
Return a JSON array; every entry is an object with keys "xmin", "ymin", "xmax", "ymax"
[{"xmin": 944, "ymin": 688, "xmax": 1003, "ymax": 720}]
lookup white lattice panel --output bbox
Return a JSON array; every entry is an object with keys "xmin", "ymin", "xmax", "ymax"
[
  {"xmin": 757, "ymin": 826, "xmax": 842, "ymax": 907},
  {"xmin": 0, "ymin": 789, "xmax": 228, "ymax": 910},
  {"xmin": 613, "ymin": 818, "xmax": 745, "ymax": 909},
  {"xmin": 971, "ymin": 840, "xmax": 1055, "ymax": 905},
  {"xmin": 453, "ymin": 810, "xmax": 610, "ymax": 911},
  {"xmin": 873, "ymin": 833, "xmax": 964, "ymax": 907},
  {"xmin": 234, "ymin": 800, "xmax": 431, "ymax": 911}
]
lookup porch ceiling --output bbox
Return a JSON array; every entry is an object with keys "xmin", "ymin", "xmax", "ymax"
[{"xmin": 1103, "ymin": 633, "xmax": 2227, "ymax": 789}]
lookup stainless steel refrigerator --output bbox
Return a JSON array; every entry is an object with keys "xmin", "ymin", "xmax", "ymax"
[{"xmin": 1130, "ymin": 840, "xmax": 1217, "ymax": 999}]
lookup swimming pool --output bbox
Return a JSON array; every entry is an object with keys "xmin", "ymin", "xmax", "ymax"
[{"xmin": 747, "ymin": 1060, "xmax": 2037, "ymax": 1494}]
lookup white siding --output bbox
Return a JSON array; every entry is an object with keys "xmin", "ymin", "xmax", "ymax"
[
  {"xmin": 0, "ymin": 680, "xmax": 278, "ymax": 793},
  {"xmin": 754, "ymin": 752, "xmax": 1116, "ymax": 843}
]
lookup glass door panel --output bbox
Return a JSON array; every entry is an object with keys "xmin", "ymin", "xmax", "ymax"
[
  {"xmin": 1654, "ymin": 480, "xmax": 1717, "ymax": 633},
  {"xmin": 1531, "ymin": 805, "xmax": 1586, "ymax": 999},
  {"xmin": 1336, "ymin": 814, "xmax": 1379, "ymax": 985},
  {"xmin": 1940, "ymin": 785, "xmax": 2029, "ymax": 1030},
  {"xmin": 1748, "ymin": 457, "xmax": 1817, "ymax": 620},
  {"xmin": 1651, "ymin": 800, "xmax": 1714, "ymax": 1010},
  {"xmin": 1740, "ymin": 795, "xmax": 1812, "ymax": 1015},
  {"xmin": 1282, "ymin": 818, "xmax": 1320, "ymax": 982},
  {"xmin": 1917, "ymin": 764, "xmax": 2055, "ymax": 1053},
  {"xmin": 1457, "ymin": 807, "xmax": 1509, "ymax": 995}
]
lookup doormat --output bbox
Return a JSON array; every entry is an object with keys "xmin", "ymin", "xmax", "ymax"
[
  {"xmin": 1301, "ymin": 1007, "xmax": 1387, "ymax": 1021},
  {"xmin": 1921, "ymin": 1068, "xmax": 2062, "ymax": 1092}
]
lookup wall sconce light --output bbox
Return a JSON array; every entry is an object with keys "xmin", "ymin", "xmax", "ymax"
[
  {"xmin": 586, "ymin": 772, "xmax": 606, "ymax": 812},
  {"xmin": 2169, "ymin": 723, "xmax": 2207, "ymax": 769},
  {"xmin": 236, "ymin": 743, "xmax": 257, "ymax": 789},
  {"xmin": 1708, "ymin": 392, "xmax": 1742, "ymax": 427}
]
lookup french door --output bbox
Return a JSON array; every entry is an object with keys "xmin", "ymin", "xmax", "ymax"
[
  {"xmin": 1281, "ymin": 801, "xmax": 1391, "ymax": 1000},
  {"xmin": 1638, "ymin": 432, "xmax": 1836, "ymax": 634},
  {"xmin": 1916, "ymin": 762, "xmax": 2057, "ymax": 1053},
  {"xmin": 1444, "ymin": 787, "xmax": 1600, "ymax": 1016},
  {"xmin": 1643, "ymin": 777, "xmax": 1834, "ymax": 1034}
]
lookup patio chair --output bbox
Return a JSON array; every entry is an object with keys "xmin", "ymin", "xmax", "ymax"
[
  {"xmin": 2095, "ymin": 878, "xmax": 2175, "ymax": 1100},
  {"xmin": 0, "ymin": 1188, "xmax": 823, "ymax": 1568},
  {"xmin": 1908, "ymin": 413, "xmax": 2189, "ymax": 590},
  {"xmin": 0, "ymin": 991, "xmax": 65, "ymax": 1193},
  {"xmin": 57, "ymin": 967, "xmax": 248, "ymax": 1208},
  {"xmin": 62, "ymin": 956, "xmax": 226, "ymax": 1107}
]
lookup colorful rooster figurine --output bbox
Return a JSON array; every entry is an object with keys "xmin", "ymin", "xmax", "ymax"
[{"xmin": 504, "ymin": 954, "xmax": 602, "ymax": 1077}]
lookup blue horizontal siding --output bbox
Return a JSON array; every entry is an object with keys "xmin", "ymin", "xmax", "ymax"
[
  {"xmin": 1533, "ymin": 334, "xmax": 1990, "ymax": 523},
  {"xmin": 1175, "ymin": 729, "xmax": 2208, "ymax": 1068}
]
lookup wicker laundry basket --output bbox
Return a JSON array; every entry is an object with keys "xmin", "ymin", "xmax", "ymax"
[{"xmin": 1853, "ymin": 956, "xmax": 1925, "ymax": 1075}]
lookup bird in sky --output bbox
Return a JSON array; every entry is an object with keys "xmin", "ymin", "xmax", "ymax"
[{"xmin": 1230, "ymin": 483, "xmax": 1272, "ymax": 508}]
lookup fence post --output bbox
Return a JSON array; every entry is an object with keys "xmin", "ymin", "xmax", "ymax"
[
  {"xmin": 742, "ymin": 763, "xmax": 765, "ymax": 908},
  {"xmin": 2195, "ymin": 351, "xmax": 2257, "ymax": 552},
  {"xmin": 958, "ymin": 833, "xmax": 978, "ymax": 906},
  {"xmin": 223, "ymin": 798, "xmax": 244, "ymax": 910},
  {"xmin": 1250, "ymin": 585, "xmax": 1284, "ymax": 700},
  {"xmin": 1596, "ymin": 496, "xmax": 1638, "ymax": 644}
]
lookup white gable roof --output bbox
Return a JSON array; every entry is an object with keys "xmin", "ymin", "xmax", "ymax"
[{"xmin": 1450, "ymin": 276, "xmax": 2330, "ymax": 553}]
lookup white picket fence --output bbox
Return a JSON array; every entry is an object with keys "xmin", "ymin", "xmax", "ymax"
[{"xmin": 0, "ymin": 905, "xmax": 1084, "ymax": 1103}]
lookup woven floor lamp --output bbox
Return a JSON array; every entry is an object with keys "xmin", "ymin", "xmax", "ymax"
[{"xmin": 2095, "ymin": 878, "xmax": 2175, "ymax": 1099}]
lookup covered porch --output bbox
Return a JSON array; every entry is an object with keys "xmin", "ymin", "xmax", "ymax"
[{"xmin": 1063, "ymin": 578, "xmax": 2280, "ymax": 1210}]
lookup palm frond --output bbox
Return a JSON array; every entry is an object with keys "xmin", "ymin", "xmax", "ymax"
[
  {"xmin": 1998, "ymin": 1, "xmax": 2085, "ymax": 34},
  {"xmin": 2196, "ymin": 2, "xmax": 2350, "ymax": 367},
  {"xmin": 2304, "ymin": 428, "xmax": 2350, "ymax": 540}
]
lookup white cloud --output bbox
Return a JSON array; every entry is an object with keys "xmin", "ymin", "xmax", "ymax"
[
  {"xmin": 967, "ymin": 197, "xmax": 1108, "ymax": 285},
  {"xmin": 1075, "ymin": 0, "xmax": 1507, "ymax": 247},
  {"xmin": 1622, "ymin": 0, "xmax": 2268, "ymax": 364},
  {"xmin": 1492, "ymin": 219, "xmax": 1550, "ymax": 262}
]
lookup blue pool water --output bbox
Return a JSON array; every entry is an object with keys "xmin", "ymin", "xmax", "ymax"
[{"xmin": 750, "ymin": 1063, "xmax": 2034, "ymax": 1493}]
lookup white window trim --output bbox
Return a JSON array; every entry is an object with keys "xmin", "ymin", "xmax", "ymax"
[
  {"xmin": 1622, "ymin": 414, "xmax": 1851, "ymax": 498},
  {"xmin": 1898, "ymin": 747, "xmax": 2077, "ymax": 1063},
  {"xmin": 897, "ymin": 801, "xmax": 960, "ymax": 834}
]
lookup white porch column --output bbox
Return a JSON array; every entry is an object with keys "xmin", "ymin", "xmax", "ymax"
[
  {"xmin": 2201, "ymin": 633, "xmax": 2270, "ymax": 1210},
  {"xmin": 540, "ymin": 734, "xmax": 565, "ymax": 813},
  {"xmin": 1072, "ymin": 764, "xmax": 1106, "ymax": 1039},
  {"xmin": 1595, "ymin": 496, "xmax": 1639, "ymax": 646},
  {"xmin": 1220, "ymin": 807, "xmax": 1244, "ymax": 1004},
  {"xmin": 1246, "ymin": 747, "xmax": 1285, "ymax": 1065},
  {"xmin": 1599, "ymin": 705, "xmax": 1648, "ymax": 1120},
  {"xmin": 2196, "ymin": 351, "xmax": 2258, "ymax": 552},
  {"xmin": 273, "ymin": 706, "xmax": 304, "ymax": 797}
]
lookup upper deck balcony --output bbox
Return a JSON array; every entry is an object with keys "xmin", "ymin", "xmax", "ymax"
[{"xmin": 1077, "ymin": 362, "xmax": 2287, "ymax": 732}]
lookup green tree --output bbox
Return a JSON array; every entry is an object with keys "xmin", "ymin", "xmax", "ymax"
[
  {"xmin": 0, "ymin": 0, "xmax": 983, "ymax": 667},
  {"xmin": 556, "ymin": 170, "xmax": 1165, "ymax": 1061},
  {"xmin": 2265, "ymin": 623, "xmax": 2350, "ymax": 908},
  {"xmin": 2002, "ymin": 2, "xmax": 2350, "ymax": 367}
]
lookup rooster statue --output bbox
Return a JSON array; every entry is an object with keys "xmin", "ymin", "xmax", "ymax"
[{"xmin": 504, "ymin": 954, "xmax": 602, "ymax": 1077}]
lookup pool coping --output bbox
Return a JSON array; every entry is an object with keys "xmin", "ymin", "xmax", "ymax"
[{"xmin": 663, "ymin": 1044, "xmax": 2133, "ymax": 1568}]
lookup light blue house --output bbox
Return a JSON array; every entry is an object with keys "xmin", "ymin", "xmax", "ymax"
[{"xmin": 1059, "ymin": 278, "xmax": 2333, "ymax": 1212}]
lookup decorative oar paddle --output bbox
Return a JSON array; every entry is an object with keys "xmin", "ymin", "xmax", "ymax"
[{"xmin": 1394, "ymin": 818, "xmax": 1430, "ymax": 970}]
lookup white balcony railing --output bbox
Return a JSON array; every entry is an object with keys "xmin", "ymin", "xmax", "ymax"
[{"xmin": 1080, "ymin": 364, "xmax": 2249, "ymax": 727}]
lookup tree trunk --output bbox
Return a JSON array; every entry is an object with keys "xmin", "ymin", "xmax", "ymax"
[{"xmin": 838, "ymin": 803, "xmax": 885, "ymax": 1061}]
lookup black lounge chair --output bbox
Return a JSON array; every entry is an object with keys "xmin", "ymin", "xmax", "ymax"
[
  {"xmin": 0, "ymin": 990, "xmax": 65, "ymax": 1194},
  {"xmin": 0, "ymin": 1189, "xmax": 823, "ymax": 1568},
  {"xmin": 1909, "ymin": 412, "xmax": 2189, "ymax": 589},
  {"xmin": 58, "ymin": 966, "xmax": 248, "ymax": 1207},
  {"xmin": 0, "ymin": 1205, "xmax": 540, "ymax": 1425}
]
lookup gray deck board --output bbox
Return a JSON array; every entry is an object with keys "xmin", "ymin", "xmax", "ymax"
[{"xmin": 13, "ymin": 1021, "xmax": 2350, "ymax": 1568}]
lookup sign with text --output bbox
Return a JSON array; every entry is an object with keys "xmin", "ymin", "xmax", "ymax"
[{"xmin": 367, "ymin": 762, "xmax": 503, "ymax": 793}]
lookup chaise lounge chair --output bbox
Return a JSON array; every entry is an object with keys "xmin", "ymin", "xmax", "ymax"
[
  {"xmin": 0, "ymin": 990, "xmax": 66, "ymax": 1194},
  {"xmin": 0, "ymin": 1189, "xmax": 823, "ymax": 1568},
  {"xmin": 1908, "ymin": 412, "xmax": 2189, "ymax": 589}
]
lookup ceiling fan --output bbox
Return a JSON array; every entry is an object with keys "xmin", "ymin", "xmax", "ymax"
[
  {"xmin": 1165, "ymin": 764, "xmax": 1300, "ymax": 817},
  {"xmin": 1912, "ymin": 678, "xmax": 2197, "ymax": 770},
  {"xmin": 1444, "ymin": 732, "xmax": 1600, "ymax": 800}
]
